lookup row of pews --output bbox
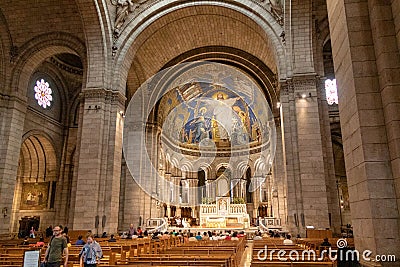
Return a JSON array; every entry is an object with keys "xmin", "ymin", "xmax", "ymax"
[{"xmin": 0, "ymin": 234, "xmax": 245, "ymax": 267}]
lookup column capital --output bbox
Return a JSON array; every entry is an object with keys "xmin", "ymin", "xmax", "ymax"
[
  {"xmin": 281, "ymin": 74, "xmax": 320, "ymax": 95},
  {"xmin": 81, "ymin": 87, "xmax": 126, "ymax": 106}
]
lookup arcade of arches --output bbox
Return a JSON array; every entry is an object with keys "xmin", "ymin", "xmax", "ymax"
[{"xmin": 0, "ymin": 0, "xmax": 399, "ymax": 265}]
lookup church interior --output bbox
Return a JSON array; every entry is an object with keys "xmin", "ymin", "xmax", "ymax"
[{"xmin": 0, "ymin": 0, "xmax": 399, "ymax": 266}]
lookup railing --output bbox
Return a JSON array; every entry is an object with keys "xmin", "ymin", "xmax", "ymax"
[
  {"xmin": 200, "ymin": 205, "xmax": 217, "ymax": 214},
  {"xmin": 147, "ymin": 218, "xmax": 168, "ymax": 233},
  {"xmin": 259, "ymin": 219, "xmax": 269, "ymax": 232},
  {"xmin": 258, "ymin": 217, "xmax": 283, "ymax": 231},
  {"xmin": 200, "ymin": 204, "xmax": 247, "ymax": 215},
  {"xmin": 229, "ymin": 204, "xmax": 246, "ymax": 214}
]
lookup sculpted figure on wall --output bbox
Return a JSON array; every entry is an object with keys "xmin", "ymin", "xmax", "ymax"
[{"xmin": 112, "ymin": 0, "xmax": 148, "ymax": 35}]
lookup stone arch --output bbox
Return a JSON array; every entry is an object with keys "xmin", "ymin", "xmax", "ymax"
[
  {"xmin": 18, "ymin": 132, "xmax": 58, "ymax": 182},
  {"xmin": 10, "ymin": 32, "xmax": 86, "ymax": 97},
  {"xmin": 113, "ymin": 0, "xmax": 288, "ymax": 94},
  {"xmin": 236, "ymin": 160, "xmax": 255, "ymax": 178},
  {"xmin": 75, "ymin": 0, "xmax": 112, "ymax": 89},
  {"xmin": 198, "ymin": 164, "xmax": 212, "ymax": 180},
  {"xmin": 0, "ymin": 10, "xmax": 12, "ymax": 91}
]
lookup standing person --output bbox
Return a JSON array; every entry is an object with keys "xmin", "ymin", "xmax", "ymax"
[
  {"xmin": 29, "ymin": 226, "xmax": 36, "ymax": 238},
  {"xmin": 79, "ymin": 234, "xmax": 103, "ymax": 267},
  {"xmin": 128, "ymin": 223, "xmax": 135, "ymax": 238},
  {"xmin": 43, "ymin": 225, "xmax": 68, "ymax": 267}
]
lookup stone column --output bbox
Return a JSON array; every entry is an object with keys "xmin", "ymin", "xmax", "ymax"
[
  {"xmin": 327, "ymin": 0, "xmax": 400, "ymax": 265},
  {"xmin": 71, "ymin": 88, "xmax": 125, "ymax": 233},
  {"xmin": 281, "ymin": 77, "xmax": 331, "ymax": 235},
  {"xmin": 272, "ymin": 122, "xmax": 287, "ymax": 226},
  {"xmin": 166, "ymin": 204, "xmax": 171, "ymax": 218},
  {"xmin": 187, "ymin": 179, "xmax": 198, "ymax": 206},
  {"xmin": 0, "ymin": 94, "xmax": 27, "ymax": 234},
  {"xmin": 293, "ymin": 76, "xmax": 330, "ymax": 230},
  {"xmin": 281, "ymin": 81, "xmax": 303, "ymax": 233}
]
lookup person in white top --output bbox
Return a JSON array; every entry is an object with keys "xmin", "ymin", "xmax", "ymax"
[{"xmin": 283, "ymin": 234, "xmax": 294, "ymax": 245}]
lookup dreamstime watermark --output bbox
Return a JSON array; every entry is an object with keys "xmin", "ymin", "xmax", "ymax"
[{"xmin": 257, "ymin": 239, "xmax": 396, "ymax": 263}]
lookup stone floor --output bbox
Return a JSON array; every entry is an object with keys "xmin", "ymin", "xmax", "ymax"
[{"xmin": 239, "ymin": 240, "xmax": 253, "ymax": 267}]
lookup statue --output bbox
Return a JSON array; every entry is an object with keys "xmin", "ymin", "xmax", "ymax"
[
  {"xmin": 112, "ymin": 0, "xmax": 147, "ymax": 35},
  {"xmin": 268, "ymin": 0, "xmax": 284, "ymax": 26}
]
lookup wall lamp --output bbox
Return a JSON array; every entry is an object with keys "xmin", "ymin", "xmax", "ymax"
[
  {"xmin": 88, "ymin": 105, "xmax": 101, "ymax": 110},
  {"xmin": 298, "ymin": 92, "xmax": 312, "ymax": 99}
]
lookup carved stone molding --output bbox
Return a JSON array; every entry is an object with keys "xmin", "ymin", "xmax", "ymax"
[
  {"xmin": 292, "ymin": 75, "xmax": 318, "ymax": 93},
  {"xmin": 279, "ymin": 80, "xmax": 292, "ymax": 96},
  {"xmin": 81, "ymin": 88, "xmax": 126, "ymax": 106},
  {"xmin": 111, "ymin": 0, "xmax": 151, "ymax": 57},
  {"xmin": 0, "ymin": 92, "xmax": 27, "ymax": 107},
  {"xmin": 50, "ymin": 57, "xmax": 83, "ymax": 75},
  {"xmin": 254, "ymin": 0, "xmax": 284, "ymax": 26}
]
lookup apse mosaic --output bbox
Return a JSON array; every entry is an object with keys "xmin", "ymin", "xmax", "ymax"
[{"xmin": 159, "ymin": 80, "xmax": 270, "ymax": 146}]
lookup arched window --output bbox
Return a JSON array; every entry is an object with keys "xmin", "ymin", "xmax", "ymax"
[
  {"xmin": 34, "ymin": 79, "xmax": 53, "ymax": 108},
  {"xmin": 325, "ymin": 79, "xmax": 338, "ymax": 105},
  {"xmin": 246, "ymin": 168, "xmax": 253, "ymax": 203}
]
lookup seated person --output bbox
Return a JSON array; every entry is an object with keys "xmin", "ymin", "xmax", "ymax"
[
  {"xmin": 188, "ymin": 232, "xmax": 198, "ymax": 242},
  {"xmin": 320, "ymin": 237, "xmax": 331, "ymax": 247},
  {"xmin": 75, "ymin": 235, "xmax": 85, "ymax": 245},
  {"xmin": 195, "ymin": 232, "xmax": 202, "ymax": 241},
  {"xmin": 131, "ymin": 231, "xmax": 138, "ymax": 239},
  {"xmin": 202, "ymin": 232, "xmax": 209, "ymax": 241},
  {"xmin": 21, "ymin": 236, "xmax": 30, "ymax": 245},
  {"xmin": 231, "ymin": 232, "xmax": 239, "ymax": 241},
  {"xmin": 101, "ymin": 232, "xmax": 107, "ymax": 238},
  {"xmin": 136, "ymin": 226, "xmax": 143, "ymax": 236},
  {"xmin": 120, "ymin": 232, "xmax": 128, "ymax": 239},
  {"xmin": 253, "ymin": 232, "xmax": 263, "ymax": 240},
  {"xmin": 108, "ymin": 234, "xmax": 117, "ymax": 242},
  {"xmin": 35, "ymin": 237, "xmax": 45, "ymax": 247},
  {"xmin": 283, "ymin": 234, "xmax": 294, "ymax": 245},
  {"xmin": 151, "ymin": 232, "xmax": 160, "ymax": 240},
  {"xmin": 237, "ymin": 231, "xmax": 246, "ymax": 238}
]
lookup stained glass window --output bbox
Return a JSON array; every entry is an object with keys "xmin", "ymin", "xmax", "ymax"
[
  {"xmin": 325, "ymin": 79, "xmax": 338, "ymax": 105},
  {"xmin": 34, "ymin": 79, "xmax": 53, "ymax": 108}
]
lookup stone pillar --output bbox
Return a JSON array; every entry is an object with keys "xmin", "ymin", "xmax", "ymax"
[
  {"xmin": 72, "ymin": 88, "xmax": 125, "ymax": 233},
  {"xmin": 166, "ymin": 204, "xmax": 171, "ymax": 218},
  {"xmin": 188, "ymin": 179, "xmax": 198, "ymax": 206},
  {"xmin": 293, "ymin": 76, "xmax": 330, "ymax": 230},
  {"xmin": 327, "ymin": 0, "xmax": 400, "ymax": 265},
  {"xmin": 0, "ymin": 94, "xmax": 26, "ymax": 234},
  {"xmin": 176, "ymin": 206, "xmax": 181, "ymax": 218},
  {"xmin": 272, "ymin": 122, "xmax": 287, "ymax": 226},
  {"xmin": 281, "ymin": 77, "xmax": 331, "ymax": 235}
]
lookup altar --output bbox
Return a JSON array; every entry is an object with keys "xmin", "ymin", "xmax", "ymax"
[{"xmin": 200, "ymin": 197, "xmax": 250, "ymax": 229}]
